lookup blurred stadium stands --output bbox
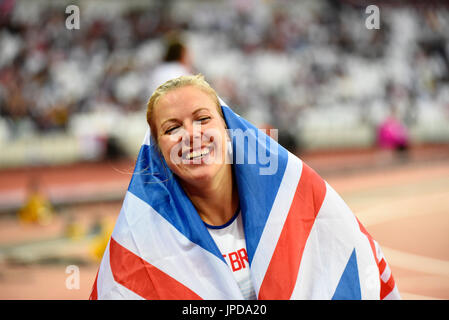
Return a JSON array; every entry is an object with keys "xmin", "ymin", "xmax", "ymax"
[
  {"xmin": 0, "ymin": 0, "xmax": 448, "ymax": 300},
  {"xmin": 0, "ymin": 0, "xmax": 448, "ymax": 169}
]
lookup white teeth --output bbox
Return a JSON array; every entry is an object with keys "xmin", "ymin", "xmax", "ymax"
[{"xmin": 186, "ymin": 147, "xmax": 210, "ymax": 160}]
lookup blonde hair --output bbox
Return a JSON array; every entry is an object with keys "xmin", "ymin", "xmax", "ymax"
[{"xmin": 146, "ymin": 74, "xmax": 222, "ymax": 139}]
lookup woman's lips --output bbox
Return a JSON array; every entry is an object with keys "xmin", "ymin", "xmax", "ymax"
[
  {"xmin": 182, "ymin": 143, "xmax": 214, "ymax": 161},
  {"xmin": 185, "ymin": 147, "xmax": 210, "ymax": 160}
]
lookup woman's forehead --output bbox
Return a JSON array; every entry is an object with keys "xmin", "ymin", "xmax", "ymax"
[{"xmin": 155, "ymin": 86, "xmax": 218, "ymax": 120}]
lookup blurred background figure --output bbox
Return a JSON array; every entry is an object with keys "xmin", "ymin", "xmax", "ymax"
[
  {"xmin": 148, "ymin": 32, "xmax": 192, "ymax": 95},
  {"xmin": 377, "ymin": 106, "xmax": 410, "ymax": 157},
  {"xmin": 259, "ymin": 123, "xmax": 298, "ymax": 154},
  {"xmin": 88, "ymin": 216, "xmax": 114, "ymax": 262},
  {"xmin": 17, "ymin": 176, "xmax": 53, "ymax": 226},
  {"xmin": 64, "ymin": 212, "xmax": 86, "ymax": 241}
]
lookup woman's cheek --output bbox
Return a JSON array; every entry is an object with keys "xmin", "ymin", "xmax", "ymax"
[
  {"xmin": 157, "ymin": 137, "xmax": 176, "ymax": 167},
  {"xmin": 168, "ymin": 142, "xmax": 183, "ymax": 165}
]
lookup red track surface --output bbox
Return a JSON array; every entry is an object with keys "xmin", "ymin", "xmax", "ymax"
[{"xmin": 0, "ymin": 144, "xmax": 448, "ymax": 299}]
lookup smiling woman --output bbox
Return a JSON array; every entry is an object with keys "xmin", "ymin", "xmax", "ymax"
[
  {"xmin": 144, "ymin": 74, "xmax": 253, "ymax": 299},
  {"xmin": 90, "ymin": 74, "xmax": 400, "ymax": 301},
  {"xmin": 147, "ymin": 74, "xmax": 238, "ymax": 228}
]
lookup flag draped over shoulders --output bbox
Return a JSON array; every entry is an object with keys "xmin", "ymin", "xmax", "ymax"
[{"xmin": 89, "ymin": 101, "xmax": 400, "ymax": 300}]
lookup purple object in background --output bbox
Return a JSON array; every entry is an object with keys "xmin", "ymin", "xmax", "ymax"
[{"xmin": 377, "ymin": 117, "xmax": 409, "ymax": 150}]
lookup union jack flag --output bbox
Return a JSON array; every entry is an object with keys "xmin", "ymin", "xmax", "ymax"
[{"xmin": 90, "ymin": 103, "xmax": 400, "ymax": 300}]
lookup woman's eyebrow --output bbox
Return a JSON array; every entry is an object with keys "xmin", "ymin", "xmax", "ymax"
[
  {"xmin": 160, "ymin": 108, "xmax": 211, "ymax": 129},
  {"xmin": 192, "ymin": 107, "xmax": 210, "ymax": 115},
  {"xmin": 160, "ymin": 118, "xmax": 178, "ymax": 129}
]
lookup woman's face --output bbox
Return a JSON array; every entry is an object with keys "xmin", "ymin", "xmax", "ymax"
[{"xmin": 153, "ymin": 85, "xmax": 229, "ymax": 187}]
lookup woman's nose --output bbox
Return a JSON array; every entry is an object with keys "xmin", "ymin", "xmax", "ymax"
[{"xmin": 182, "ymin": 122, "xmax": 203, "ymax": 146}]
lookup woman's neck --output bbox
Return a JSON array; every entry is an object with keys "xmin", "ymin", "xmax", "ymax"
[{"xmin": 182, "ymin": 165, "xmax": 239, "ymax": 226}]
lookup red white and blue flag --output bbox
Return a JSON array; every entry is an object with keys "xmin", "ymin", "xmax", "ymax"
[{"xmin": 90, "ymin": 103, "xmax": 400, "ymax": 300}]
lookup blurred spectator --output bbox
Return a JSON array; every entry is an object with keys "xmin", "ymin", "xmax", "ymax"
[
  {"xmin": 17, "ymin": 176, "xmax": 53, "ymax": 225},
  {"xmin": 88, "ymin": 216, "xmax": 114, "ymax": 262},
  {"xmin": 259, "ymin": 123, "xmax": 298, "ymax": 153},
  {"xmin": 377, "ymin": 106, "xmax": 410, "ymax": 156},
  {"xmin": 148, "ymin": 32, "xmax": 192, "ymax": 95},
  {"xmin": 0, "ymin": 0, "xmax": 447, "ymax": 157},
  {"xmin": 64, "ymin": 213, "xmax": 86, "ymax": 241}
]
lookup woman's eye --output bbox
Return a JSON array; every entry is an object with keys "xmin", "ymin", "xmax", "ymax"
[
  {"xmin": 196, "ymin": 116, "xmax": 211, "ymax": 123},
  {"xmin": 165, "ymin": 126, "xmax": 179, "ymax": 134}
]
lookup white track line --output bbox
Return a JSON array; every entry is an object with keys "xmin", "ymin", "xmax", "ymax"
[
  {"xmin": 354, "ymin": 190, "xmax": 449, "ymax": 227},
  {"xmin": 382, "ymin": 246, "xmax": 449, "ymax": 278},
  {"xmin": 400, "ymin": 292, "xmax": 443, "ymax": 300}
]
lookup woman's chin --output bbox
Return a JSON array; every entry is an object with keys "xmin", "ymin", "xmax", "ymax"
[
  {"xmin": 180, "ymin": 164, "xmax": 217, "ymax": 185},
  {"xmin": 176, "ymin": 158, "xmax": 227, "ymax": 188}
]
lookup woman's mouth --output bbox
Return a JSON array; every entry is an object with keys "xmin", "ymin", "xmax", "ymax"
[
  {"xmin": 182, "ymin": 144, "xmax": 214, "ymax": 162},
  {"xmin": 186, "ymin": 147, "xmax": 210, "ymax": 160}
]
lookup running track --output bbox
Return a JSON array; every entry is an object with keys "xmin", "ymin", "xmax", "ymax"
[{"xmin": 0, "ymin": 145, "xmax": 447, "ymax": 299}]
